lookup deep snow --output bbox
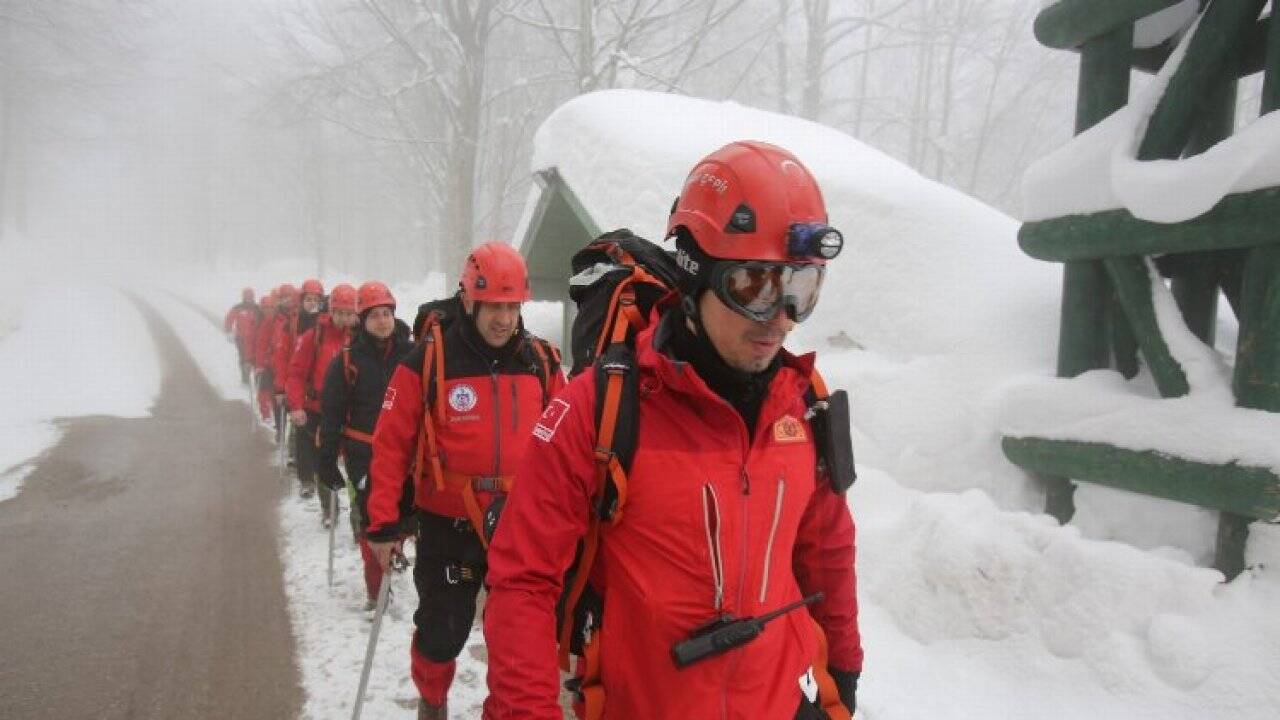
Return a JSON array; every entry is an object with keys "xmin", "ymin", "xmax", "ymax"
[{"xmin": 0, "ymin": 268, "xmax": 160, "ymax": 504}]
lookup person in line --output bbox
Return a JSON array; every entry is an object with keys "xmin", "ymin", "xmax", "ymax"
[
  {"xmin": 288, "ymin": 283, "xmax": 357, "ymax": 515},
  {"xmin": 367, "ymin": 243, "xmax": 565, "ymax": 720},
  {"xmin": 317, "ymin": 281, "xmax": 412, "ymax": 609},
  {"xmin": 482, "ymin": 141, "xmax": 863, "ymax": 719},
  {"xmin": 224, "ymin": 287, "xmax": 261, "ymax": 384}
]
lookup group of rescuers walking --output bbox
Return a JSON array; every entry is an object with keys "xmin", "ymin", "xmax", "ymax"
[{"xmin": 223, "ymin": 141, "xmax": 863, "ymax": 720}]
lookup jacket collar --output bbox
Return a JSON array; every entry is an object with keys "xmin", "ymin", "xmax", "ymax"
[{"xmin": 636, "ymin": 294, "xmax": 816, "ymax": 403}]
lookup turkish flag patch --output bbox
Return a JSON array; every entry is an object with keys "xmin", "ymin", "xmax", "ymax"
[
  {"xmin": 772, "ymin": 414, "xmax": 807, "ymax": 444},
  {"xmin": 381, "ymin": 387, "xmax": 397, "ymax": 410},
  {"xmin": 533, "ymin": 398, "xmax": 571, "ymax": 442}
]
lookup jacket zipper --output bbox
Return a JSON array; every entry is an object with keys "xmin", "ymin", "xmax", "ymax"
[
  {"xmin": 759, "ymin": 477, "xmax": 785, "ymax": 604},
  {"xmin": 723, "ymin": 399, "xmax": 765, "ymax": 720},
  {"xmin": 701, "ymin": 484, "xmax": 724, "ymax": 610},
  {"xmin": 510, "ymin": 380, "xmax": 518, "ymax": 433}
]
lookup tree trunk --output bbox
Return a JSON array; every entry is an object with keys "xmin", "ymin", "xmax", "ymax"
[
  {"xmin": 853, "ymin": 0, "xmax": 875, "ymax": 137},
  {"xmin": 776, "ymin": 0, "xmax": 791, "ymax": 114},
  {"xmin": 801, "ymin": 0, "xmax": 829, "ymax": 121}
]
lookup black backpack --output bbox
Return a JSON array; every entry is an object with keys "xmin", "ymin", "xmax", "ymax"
[
  {"xmin": 567, "ymin": 229, "xmax": 683, "ymax": 378},
  {"xmin": 412, "ymin": 294, "xmax": 464, "ymax": 344}
]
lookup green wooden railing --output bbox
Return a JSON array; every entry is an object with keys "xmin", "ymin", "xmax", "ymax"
[{"xmin": 1005, "ymin": 0, "xmax": 1280, "ymax": 579}]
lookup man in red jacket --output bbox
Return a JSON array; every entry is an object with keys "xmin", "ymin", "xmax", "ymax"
[
  {"xmin": 482, "ymin": 141, "xmax": 863, "ymax": 720},
  {"xmin": 224, "ymin": 287, "xmax": 261, "ymax": 384},
  {"xmin": 318, "ymin": 281, "xmax": 413, "ymax": 609},
  {"xmin": 273, "ymin": 279, "xmax": 324, "ymax": 482},
  {"xmin": 269, "ymin": 283, "xmax": 302, "ymax": 454},
  {"xmin": 252, "ymin": 290, "xmax": 279, "ymax": 424},
  {"xmin": 288, "ymin": 283, "xmax": 357, "ymax": 513},
  {"xmin": 367, "ymin": 243, "xmax": 565, "ymax": 720}
]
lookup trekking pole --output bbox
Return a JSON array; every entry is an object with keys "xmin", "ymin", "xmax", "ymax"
[
  {"xmin": 327, "ymin": 491, "xmax": 339, "ymax": 587},
  {"xmin": 351, "ymin": 550, "xmax": 407, "ymax": 720}
]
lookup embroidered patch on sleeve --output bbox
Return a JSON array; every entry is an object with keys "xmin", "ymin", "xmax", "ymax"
[
  {"xmin": 772, "ymin": 414, "xmax": 807, "ymax": 444},
  {"xmin": 532, "ymin": 398, "xmax": 571, "ymax": 442},
  {"xmin": 381, "ymin": 387, "xmax": 397, "ymax": 410}
]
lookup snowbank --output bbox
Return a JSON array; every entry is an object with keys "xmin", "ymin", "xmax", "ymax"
[
  {"xmin": 854, "ymin": 466, "xmax": 1280, "ymax": 720},
  {"xmin": 1023, "ymin": 10, "xmax": 1280, "ymax": 223},
  {"xmin": 0, "ymin": 282, "xmax": 160, "ymax": 503},
  {"xmin": 526, "ymin": 89, "xmax": 1059, "ymax": 360}
]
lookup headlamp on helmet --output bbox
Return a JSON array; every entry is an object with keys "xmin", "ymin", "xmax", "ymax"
[{"xmin": 787, "ymin": 223, "xmax": 843, "ymax": 261}]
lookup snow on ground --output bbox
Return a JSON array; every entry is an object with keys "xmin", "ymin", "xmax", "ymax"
[
  {"xmin": 0, "ymin": 278, "xmax": 160, "ymax": 503},
  {"xmin": 854, "ymin": 466, "xmax": 1280, "ymax": 720},
  {"xmin": 143, "ymin": 290, "xmax": 250, "ymax": 401},
  {"xmin": 278, "ymin": 490, "xmax": 489, "ymax": 719}
]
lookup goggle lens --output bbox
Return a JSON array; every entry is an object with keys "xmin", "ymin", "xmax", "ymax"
[{"xmin": 718, "ymin": 263, "xmax": 824, "ymax": 322}]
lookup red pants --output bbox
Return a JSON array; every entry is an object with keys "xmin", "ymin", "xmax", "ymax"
[
  {"xmin": 357, "ymin": 537, "xmax": 385, "ymax": 602},
  {"xmin": 411, "ymin": 639, "xmax": 455, "ymax": 706}
]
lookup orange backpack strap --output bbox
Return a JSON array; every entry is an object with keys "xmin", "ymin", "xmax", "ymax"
[
  {"xmin": 442, "ymin": 470, "xmax": 513, "ymax": 549},
  {"xmin": 413, "ymin": 326, "xmax": 448, "ymax": 497},
  {"xmin": 809, "ymin": 367, "xmax": 830, "ymax": 399},
  {"xmin": 556, "ymin": 293, "xmax": 638, "ymax": 675},
  {"xmin": 342, "ymin": 347, "xmax": 357, "ymax": 387},
  {"xmin": 810, "ymin": 616, "xmax": 853, "ymax": 720},
  {"xmin": 529, "ymin": 338, "xmax": 554, "ymax": 407}
]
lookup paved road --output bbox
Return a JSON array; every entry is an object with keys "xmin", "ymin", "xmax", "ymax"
[{"xmin": 0, "ymin": 295, "xmax": 301, "ymax": 720}]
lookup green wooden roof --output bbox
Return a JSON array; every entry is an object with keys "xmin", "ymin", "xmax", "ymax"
[{"xmin": 518, "ymin": 167, "xmax": 601, "ymax": 304}]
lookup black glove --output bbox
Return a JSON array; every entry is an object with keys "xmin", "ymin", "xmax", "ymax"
[
  {"xmin": 830, "ymin": 668, "xmax": 858, "ymax": 715},
  {"xmin": 319, "ymin": 462, "xmax": 345, "ymax": 491}
]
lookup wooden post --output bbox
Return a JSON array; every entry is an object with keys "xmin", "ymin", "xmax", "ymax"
[
  {"xmin": 1219, "ymin": 3, "xmax": 1280, "ymax": 579},
  {"xmin": 1044, "ymin": 21, "xmax": 1134, "ymax": 523}
]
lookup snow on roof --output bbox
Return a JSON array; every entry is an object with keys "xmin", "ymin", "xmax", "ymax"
[
  {"xmin": 1022, "ymin": 13, "xmax": 1280, "ymax": 223},
  {"xmin": 525, "ymin": 89, "xmax": 1059, "ymax": 361}
]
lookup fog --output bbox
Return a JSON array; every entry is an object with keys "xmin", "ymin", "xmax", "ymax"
[{"xmin": 0, "ymin": 0, "xmax": 1251, "ymax": 284}]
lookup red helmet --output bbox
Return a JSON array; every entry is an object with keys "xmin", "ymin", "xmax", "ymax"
[
  {"xmin": 241, "ymin": 287, "xmax": 254, "ymax": 303},
  {"xmin": 459, "ymin": 242, "xmax": 530, "ymax": 303},
  {"xmin": 277, "ymin": 283, "xmax": 299, "ymax": 305},
  {"xmin": 301, "ymin": 278, "xmax": 324, "ymax": 297},
  {"xmin": 329, "ymin": 284, "xmax": 357, "ymax": 313},
  {"xmin": 356, "ymin": 281, "xmax": 396, "ymax": 314},
  {"xmin": 666, "ymin": 140, "xmax": 835, "ymax": 263}
]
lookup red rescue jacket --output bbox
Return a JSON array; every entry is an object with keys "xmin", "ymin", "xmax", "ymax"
[
  {"xmin": 252, "ymin": 309, "xmax": 277, "ymax": 371},
  {"xmin": 286, "ymin": 314, "xmax": 349, "ymax": 414},
  {"xmin": 270, "ymin": 311, "xmax": 308, "ymax": 387},
  {"xmin": 367, "ymin": 321, "xmax": 565, "ymax": 539},
  {"xmin": 482, "ymin": 319, "xmax": 862, "ymax": 720},
  {"xmin": 224, "ymin": 302, "xmax": 259, "ymax": 344}
]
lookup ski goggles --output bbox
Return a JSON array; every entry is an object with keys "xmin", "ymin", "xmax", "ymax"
[{"xmin": 710, "ymin": 261, "xmax": 826, "ymax": 323}]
